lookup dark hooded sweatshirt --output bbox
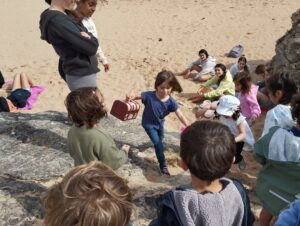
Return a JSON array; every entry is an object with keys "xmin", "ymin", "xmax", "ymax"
[{"xmin": 40, "ymin": 9, "xmax": 99, "ymax": 76}]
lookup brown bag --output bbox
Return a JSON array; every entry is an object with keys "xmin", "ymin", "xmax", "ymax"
[{"xmin": 110, "ymin": 100, "xmax": 140, "ymax": 121}]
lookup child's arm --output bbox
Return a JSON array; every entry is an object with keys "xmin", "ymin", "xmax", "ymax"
[
  {"xmin": 235, "ymin": 122, "xmax": 246, "ymax": 142},
  {"xmin": 175, "ymin": 109, "xmax": 189, "ymax": 128}
]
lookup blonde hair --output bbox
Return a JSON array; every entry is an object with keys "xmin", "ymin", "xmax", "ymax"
[{"xmin": 44, "ymin": 161, "xmax": 133, "ymax": 226}]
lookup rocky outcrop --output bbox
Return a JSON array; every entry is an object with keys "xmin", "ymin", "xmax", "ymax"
[
  {"xmin": 270, "ymin": 9, "xmax": 300, "ymax": 86},
  {"xmin": 0, "ymin": 111, "xmax": 187, "ymax": 226}
]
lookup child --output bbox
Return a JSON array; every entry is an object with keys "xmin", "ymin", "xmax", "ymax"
[
  {"xmin": 76, "ymin": 0, "xmax": 109, "ymax": 72},
  {"xmin": 234, "ymin": 72, "xmax": 261, "ymax": 125},
  {"xmin": 230, "ymin": 56, "xmax": 251, "ymax": 78},
  {"xmin": 255, "ymin": 64, "xmax": 274, "ymax": 111},
  {"xmin": 126, "ymin": 70, "xmax": 188, "ymax": 176},
  {"xmin": 189, "ymin": 63, "xmax": 235, "ymax": 103},
  {"xmin": 150, "ymin": 120, "xmax": 254, "ymax": 226},
  {"xmin": 180, "ymin": 49, "xmax": 216, "ymax": 82},
  {"xmin": 0, "ymin": 72, "xmax": 33, "ymax": 112},
  {"xmin": 65, "ymin": 87, "xmax": 129, "ymax": 170},
  {"xmin": 254, "ymin": 94, "xmax": 300, "ymax": 226},
  {"xmin": 43, "ymin": 161, "xmax": 133, "ymax": 226},
  {"xmin": 216, "ymin": 95, "xmax": 254, "ymax": 170},
  {"xmin": 261, "ymin": 72, "xmax": 298, "ymax": 137}
]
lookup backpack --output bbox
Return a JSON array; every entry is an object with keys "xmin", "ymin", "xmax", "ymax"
[{"xmin": 228, "ymin": 45, "xmax": 244, "ymax": 58}]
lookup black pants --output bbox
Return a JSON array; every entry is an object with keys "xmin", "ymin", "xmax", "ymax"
[{"xmin": 234, "ymin": 142, "xmax": 244, "ymax": 164}]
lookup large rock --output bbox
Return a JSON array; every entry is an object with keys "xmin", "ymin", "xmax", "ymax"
[
  {"xmin": 270, "ymin": 9, "xmax": 300, "ymax": 87},
  {"xmin": 0, "ymin": 111, "xmax": 186, "ymax": 226}
]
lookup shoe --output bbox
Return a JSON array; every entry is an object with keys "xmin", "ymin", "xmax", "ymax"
[
  {"xmin": 160, "ymin": 166, "xmax": 171, "ymax": 176},
  {"xmin": 238, "ymin": 159, "xmax": 246, "ymax": 171}
]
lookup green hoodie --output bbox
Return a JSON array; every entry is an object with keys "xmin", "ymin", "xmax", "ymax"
[{"xmin": 254, "ymin": 126, "xmax": 300, "ymax": 216}]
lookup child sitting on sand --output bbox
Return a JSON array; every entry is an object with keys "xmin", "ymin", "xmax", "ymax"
[
  {"xmin": 126, "ymin": 70, "xmax": 189, "ymax": 176},
  {"xmin": 43, "ymin": 161, "xmax": 133, "ymax": 226},
  {"xmin": 189, "ymin": 63, "xmax": 235, "ymax": 104},
  {"xmin": 254, "ymin": 93, "xmax": 300, "ymax": 226},
  {"xmin": 234, "ymin": 72, "xmax": 261, "ymax": 125},
  {"xmin": 216, "ymin": 95, "xmax": 254, "ymax": 170},
  {"xmin": 229, "ymin": 56, "xmax": 251, "ymax": 78},
  {"xmin": 0, "ymin": 72, "xmax": 33, "ymax": 112},
  {"xmin": 179, "ymin": 49, "xmax": 216, "ymax": 82},
  {"xmin": 150, "ymin": 120, "xmax": 254, "ymax": 225},
  {"xmin": 65, "ymin": 87, "xmax": 129, "ymax": 170}
]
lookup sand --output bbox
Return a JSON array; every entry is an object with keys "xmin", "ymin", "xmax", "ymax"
[{"xmin": 0, "ymin": 0, "xmax": 298, "ymax": 222}]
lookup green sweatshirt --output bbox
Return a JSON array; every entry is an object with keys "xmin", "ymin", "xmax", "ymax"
[
  {"xmin": 67, "ymin": 125, "xmax": 127, "ymax": 170},
  {"xmin": 203, "ymin": 71, "xmax": 235, "ymax": 99},
  {"xmin": 254, "ymin": 126, "xmax": 300, "ymax": 216}
]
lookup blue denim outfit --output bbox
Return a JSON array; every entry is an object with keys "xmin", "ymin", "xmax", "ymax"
[
  {"xmin": 141, "ymin": 91, "xmax": 178, "ymax": 170},
  {"xmin": 144, "ymin": 126, "xmax": 165, "ymax": 169}
]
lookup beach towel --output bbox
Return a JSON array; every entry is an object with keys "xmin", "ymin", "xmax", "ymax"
[{"xmin": 21, "ymin": 85, "xmax": 45, "ymax": 110}]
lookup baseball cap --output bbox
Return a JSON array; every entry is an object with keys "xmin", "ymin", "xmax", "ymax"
[{"xmin": 216, "ymin": 95, "xmax": 240, "ymax": 116}]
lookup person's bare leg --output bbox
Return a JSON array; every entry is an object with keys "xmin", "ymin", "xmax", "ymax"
[
  {"xmin": 259, "ymin": 208, "xmax": 273, "ymax": 226},
  {"xmin": 20, "ymin": 72, "xmax": 31, "ymax": 89},
  {"xmin": 181, "ymin": 65, "xmax": 202, "ymax": 79},
  {"xmin": 196, "ymin": 74, "xmax": 212, "ymax": 82},
  {"xmin": 11, "ymin": 73, "xmax": 22, "ymax": 91}
]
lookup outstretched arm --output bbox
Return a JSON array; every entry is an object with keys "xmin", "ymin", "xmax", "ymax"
[{"xmin": 175, "ymin": 108, "xmax": 189, "ymax": 128}]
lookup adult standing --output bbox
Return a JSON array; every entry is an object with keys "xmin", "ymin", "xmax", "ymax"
[{"xmin": 40, "ymin": 0, "xmax": 99, "ymax": 91}]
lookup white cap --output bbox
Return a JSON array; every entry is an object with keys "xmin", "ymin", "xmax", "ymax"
[{"xmin": 216, "ymin": 95, "xmax": 240, "ymax": 116}]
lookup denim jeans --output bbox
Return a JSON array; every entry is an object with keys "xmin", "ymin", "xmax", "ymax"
[{"xmin": 144, "ymin": 127, "xmax": 165, "ymax": 169}]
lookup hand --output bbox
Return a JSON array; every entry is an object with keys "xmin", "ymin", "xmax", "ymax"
[
  {"xmin": 121, "ymin": 144, "xmax": 130, "ymax": 154},
  {"xmin": 80, "ymin": 32, "xmax": 91, "ymax": 39},
  {"xmin": 103, "ymin": 64, "xmax": 110, "ymax": 72},
  {"xmin": 126, "ymin": 90, "xmax": 135, "ymax": 102},
  {"xmin": 183, "ymin": 70, "xmax": 191, "ymax": 79},
  {"xmin": 197, "ymin": 86, "xmax": 204, "ymax": 95}
]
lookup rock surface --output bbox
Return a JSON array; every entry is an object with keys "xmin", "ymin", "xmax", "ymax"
[
  {"xmin": 0, "ymin": 111, "xmax": 190, "ymax": 226},
  {"xmin": 270, "ymin": 9, "xmax": 300, "ymax": 86}
]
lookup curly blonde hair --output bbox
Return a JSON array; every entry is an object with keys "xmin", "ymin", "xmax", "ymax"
[{"xmin": 43, "ymin": 161, "xmax": 133, "ymax": 226}]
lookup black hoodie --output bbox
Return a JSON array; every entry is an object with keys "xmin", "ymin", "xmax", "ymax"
[{"xmin": 40, "ymin": 9, "xmax": 99, "ymax": 76}]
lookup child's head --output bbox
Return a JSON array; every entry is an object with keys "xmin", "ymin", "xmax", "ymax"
[
  {"xmin": 154, "ymin": 70, "xmax": 183, "ymax": 94},
  {"xmin": 76, "ymin": 0, "xmax": 98, "ymax": 18},
  {"xmin": 198, "ymin": 49, "xmax": 209, "ymax": 61},
  {"xmin": 255, "ymin": 64, "xmax": 273, "ymax": 80},
  {"xmin": 233, "ymin": 72, "xmax": 251, "ymax": 93},
  {"xmin": 65, "ymin": 87, "xmax": 107, "ymax": 128},
  {"xmin": 214, "ymin": 63, "xmax": 227, "ymax": 84},
  {"xmin": 291, "ymin": 94, "xmax": 300, "ymax": 126},
  {"xmin": 0, "ymin": 97, "xmax": 9, "ymax": 112},
  {"xmin": 266, "ymin": 72, "xmax": 298, "ymax": 105},
  {"xmin": 216, "ymin": 95, "xmax": 241, "ymax": 120},
  {"xmin": 180, "ymin": 120, "xmax": 235, "ymax": 183},
  {"xmin": 237, "ymin": 56, "xmax": 248, "ymax": 72},
  {"xmin": 43, "ymin": 161, "xmax": 133, "ymax": 226}
]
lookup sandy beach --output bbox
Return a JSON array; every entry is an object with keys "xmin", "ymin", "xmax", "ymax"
[{"xmin": 0, "ymin": 0, "xmax": 299, "ymax": 224}]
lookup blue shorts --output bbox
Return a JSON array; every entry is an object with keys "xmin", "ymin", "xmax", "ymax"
[{"xmin": 7, "ymin": 88, "xmax": 31, "ymax": 108}]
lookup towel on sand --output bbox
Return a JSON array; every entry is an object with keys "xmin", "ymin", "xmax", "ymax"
[{"xmin": 21, "ymin": 85, "xmax": 45, "ymax": 110}]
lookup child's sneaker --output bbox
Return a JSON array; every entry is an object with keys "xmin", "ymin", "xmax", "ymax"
[
  {"xmin": 160, "ymin": 166, "xmax": 171, "ymax": 176},
  {"xmin": 238, "ymin": 159, "xmax": 246, "ymax": 171}
]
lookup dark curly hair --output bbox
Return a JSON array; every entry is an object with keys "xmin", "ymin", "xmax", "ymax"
[
  {"xmin": 65, "ymin": 87, "xmax": 107, "ymax": 128},
  {"xmin": 291, "ymin": 94, "xmax": 300, "ymax": 125},
  {"xmin": 180, "ymin": 120, "xmax": 235, "ymax": 183}
]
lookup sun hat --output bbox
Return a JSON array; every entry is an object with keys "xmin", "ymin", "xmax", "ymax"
[{"xmin": 216, "ymin": 95, "xmax": 240, "ymax": 116}]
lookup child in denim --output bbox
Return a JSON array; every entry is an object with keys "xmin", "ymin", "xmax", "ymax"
[{"xmin": 126, "ymin": 70, "xmax": 188, "ymax": 176}]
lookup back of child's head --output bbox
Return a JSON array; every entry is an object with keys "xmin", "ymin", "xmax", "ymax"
[
  {"xmin": 65, "ymin": 87, "xmax": 107, "ymax": 128},
  {"xmin": 180, "ymin": 120, "xmax": 235, "ymax": 183},
  {"xmin": 255, "ymin": 64, "xmax": 266, "ymax": 75},
  {"xmin": 291, "ymin": 94, "xmax": 300, "ymax": 125},
  {"xmin": 43, "ymin": 161, "xmax": 133, "ymax": 226},
  {"xmin": 198, "ymin": 49, "xmax": 209, "ymax": 58},
  {"xmin": 266, "ymin": 72, "xmax": 298, "ymax": 105},
  {"xmin": 154, "ymin": 70, "xmax": 183, "ymax": 93},
  {"xmin": 233, "ymin": 71, "xmax": 251, "ymax": 93},
  {"xmin": 0, "ymin": 97, "xmax": 9, "ymax": 112}
]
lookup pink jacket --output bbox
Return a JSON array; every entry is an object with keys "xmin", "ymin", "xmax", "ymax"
[{"xmin": 240, "ymin": 84, "xmax": 261, "ymax": 119}]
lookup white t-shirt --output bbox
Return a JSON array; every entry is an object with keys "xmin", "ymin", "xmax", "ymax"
[{"xmin": 220, "ymin": 115, "xmax": 255, "ymax": 146}]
